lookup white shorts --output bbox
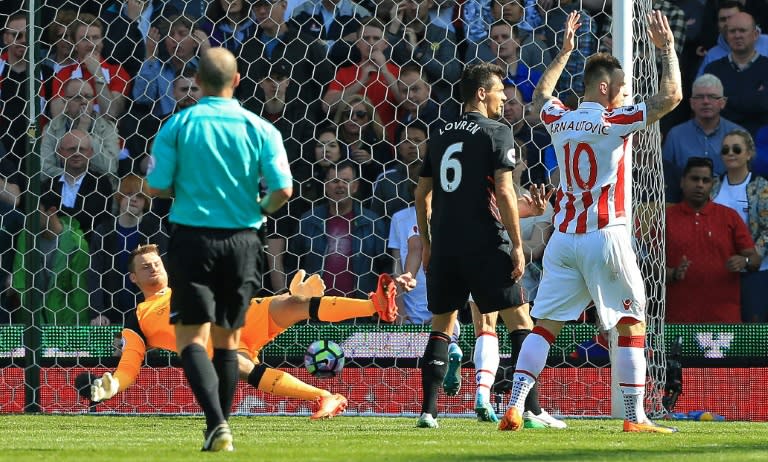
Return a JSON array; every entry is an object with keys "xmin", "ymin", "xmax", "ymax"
[{"xmin": 532, "ymin": 226, "xmax": 646, "ymax": 330}]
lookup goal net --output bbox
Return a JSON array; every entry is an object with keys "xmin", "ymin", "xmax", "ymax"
[{"xmin": 0, "ymin": 0, "xmax": 668, "ymax": 418}]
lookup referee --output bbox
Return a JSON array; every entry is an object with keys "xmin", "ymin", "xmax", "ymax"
[{"xmin": 147, "ymin": 47, "xmax": 292, "ymax": 451}]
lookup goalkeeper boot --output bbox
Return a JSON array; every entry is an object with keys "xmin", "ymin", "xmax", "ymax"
[
  {"xmin": 498, "ymin": 407, "xmax": 524, "ymax": 432},
  {"xmin": 623, "ymin": 419, "xmax": 678, "ymax": 433},
  {"xmin": 442, "ymin": 343, "xmax": 462, "ymax": 396},
  {"xmin": 475, "ymin": 395, "xmax": 499, "ymax": 423},
  {"xmin": 201, "ymin": 422, "xmax": 234, "ymax": 452},
  {"xmin": 311, "ymin": 394, "xmax": 348, "ymax": 420},
  {"xmin": 416, "ymin": 413, "xmax": 439, "ymax": 429},
  {"xmin": 523, "ymin": 409, "xmax": 567, "ymax": 429},
  {"xmin": 370, "ymin": 273, "xmax": 398, "ymax": 322}
]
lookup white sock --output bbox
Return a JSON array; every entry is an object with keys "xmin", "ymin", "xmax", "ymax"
[
  {"xmin": 508, "ymin": 332, "xmax": 550, "ymax": 412},
  {"xmin": 615, "ymin": 344, "xmax": 648, "ymax": 423},
  {"xmin": 508, "ymin": 373, "xmax": 535, "ymax": 413},
  {"xmin": 473, "ymin": 332, "xmax": 499, "ymax": 403}
]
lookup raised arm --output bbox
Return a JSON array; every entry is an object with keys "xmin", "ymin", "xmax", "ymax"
[
  {"xmin": 531, "ymin": 11, "xmax": 581, "ymax": 116},
  {"xmin": 644, "ymin": 10, "xmax": 683, "ymax": 125}
]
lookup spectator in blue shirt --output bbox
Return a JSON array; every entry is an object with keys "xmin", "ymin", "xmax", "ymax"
[
  {"xmin": 132, "ymin": 15, "xmax": 209, "ymax": 118},
  {"xmin": 488, "ymin": 21, "xmax": 542, "ymax": 103},
  {"xmin": 663, "ymin": 73, "xmax": 745, "ymax": 201}
]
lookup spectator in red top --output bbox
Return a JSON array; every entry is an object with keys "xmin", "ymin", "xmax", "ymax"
[
  {"xmin": 665, "ymin": 156, "xmax": 760, "ymax": 323},
  {"xmin": 50, "ymin": 14, "xmax": 131, "ymax": 121},
  {"xmin": 322, "ymin": 17, "xmax": 402, "ymax": 140}
]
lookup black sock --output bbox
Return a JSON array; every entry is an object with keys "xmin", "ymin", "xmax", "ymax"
[
  {"xmin": 213, "ymin": 348, "xmax": 239, "ymax": 421},
  {"xmin": 420, "ymin": 331, "xmax": 450, "ymax": 418},
  {"xmin": 308, "ymin": 297, "xmax": 321, "ymax": 321},
  {"xmin": 509, "ymin": 329, "xmax": 541, "ymax": 414},
  {"xmin": 247, "ymin": 363, "xmax": 269, "ymax": 389},
  {"xmin": 181, "ymin": 344, "xmax": 226, "ymax": 432}
]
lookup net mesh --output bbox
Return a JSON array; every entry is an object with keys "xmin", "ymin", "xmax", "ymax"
[{"xmin": 0, "ymin": 0, "xmax": 676, "ymax": 418}]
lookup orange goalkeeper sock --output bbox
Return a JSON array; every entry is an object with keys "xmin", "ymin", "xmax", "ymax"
[
  {"xmin": 249, "ymin": 364, "xmax": 326, "ymax": 401},
  {"xmin": 311, "ymin": 297, "xmax": 374, "ymax": 322}
]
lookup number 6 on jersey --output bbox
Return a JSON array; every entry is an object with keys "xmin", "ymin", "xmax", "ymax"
[{"xmin": 439, "ymin": 142, "xmax": 463, "ymax": 192}]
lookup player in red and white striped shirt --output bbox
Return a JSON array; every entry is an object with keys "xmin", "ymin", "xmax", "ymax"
[{"xmin": 500, "ymin": 11, "xmax": 683, "ymax": 433}]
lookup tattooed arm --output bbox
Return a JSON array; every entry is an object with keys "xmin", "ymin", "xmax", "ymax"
[{"xmin": 645, "ymin": 10, "xmax": 683, "ymax": 125}]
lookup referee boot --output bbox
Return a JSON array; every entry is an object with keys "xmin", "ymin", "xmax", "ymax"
[
  {"xmin": 370, "ymin": 273, "xmax": 398, "ymax": 322},
  {"xmin": 201, "ymin": 422, "xmax": 234, "ymax": 452},
  {"xmin": 416, "ymin": 413, "xmax": 439, "ymax": 429}
]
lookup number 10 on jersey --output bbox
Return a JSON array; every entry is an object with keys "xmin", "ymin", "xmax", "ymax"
[{"xmin": 563, "ymin": 142, "xmax": 597, "ymax": 192}]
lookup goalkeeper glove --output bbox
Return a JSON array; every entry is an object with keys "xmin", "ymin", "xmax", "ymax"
[
  {"xmin": 91, "ymin": 372, "xmax": 120, "ymax": 402},
  {"xmin": 289, "ymin": 269, "xmax": 326, "ymax": 297}
]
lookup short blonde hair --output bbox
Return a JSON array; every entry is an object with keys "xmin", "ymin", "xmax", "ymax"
[
  {"xmin": 723, "ymin": 129, "xmax": 756, "ymax": 154},
  {"xmin": 128, "ymin": 244, "xmax": 159, "ymax": 273}
]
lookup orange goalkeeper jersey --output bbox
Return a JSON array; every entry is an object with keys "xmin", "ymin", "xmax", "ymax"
[{"xmin": 113, "ymin": 289, "xmax": 285, "ymax": 392}]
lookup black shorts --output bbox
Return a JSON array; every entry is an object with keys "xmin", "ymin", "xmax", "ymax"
[
  {"xmin": 426, "ymin": 250, "xmax": 527, "ymax": 315},
  {"xmin": 167, "ymin": 225, "xmax": 263, "ymax": 329}
]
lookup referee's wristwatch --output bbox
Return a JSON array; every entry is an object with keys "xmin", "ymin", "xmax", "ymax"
[
  {"xmin": 745, "ymin": 256, "xmax": 751, "ymax": 270},
  {"xmin": 94, "ymin": 75, "xmax": 106, "ymax": 85}
]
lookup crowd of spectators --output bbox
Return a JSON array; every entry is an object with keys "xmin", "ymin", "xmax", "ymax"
[{"xmin": 1, "ymin": 0, "xmax": 768, "ymax": 327}]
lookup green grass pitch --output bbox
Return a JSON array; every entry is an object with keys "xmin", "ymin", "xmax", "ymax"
[{"xmin": 1, "ymin": 415, "xmax": 767, "ymax": 461}]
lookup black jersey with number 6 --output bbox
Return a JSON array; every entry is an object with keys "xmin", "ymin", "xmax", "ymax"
[{"xmin": 421, "ymin": 112, "xmax": 518, "ymax": 257}]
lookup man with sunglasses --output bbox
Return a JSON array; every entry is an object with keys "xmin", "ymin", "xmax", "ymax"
[
  {"xmin": 663, "ymin": 73, "xmax": 745, "ymax": 201},
  {"xmin": 665, "ymin": 156, "xmax": 760, "ymax": 323}
]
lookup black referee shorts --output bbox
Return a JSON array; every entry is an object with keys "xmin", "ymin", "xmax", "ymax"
[
  {"xmin": 167, "ymin": 225, "xmax": 263, "ymax": 329},
  {"xmin": 426, "ymin": 249, "xmax": 527, "ymax": 315}
]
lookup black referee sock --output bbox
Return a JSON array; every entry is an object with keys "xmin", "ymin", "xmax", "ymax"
[
  {"xmin": 421, "ymin": 332, "xmax": 451, "ymax": 418},
  {"xmin": 180, "ymin": 344, "xmax": 226, "ymax": 432},
  {"xmin": 509, "ymin": 329, "xmax": 542, "ymax": 415},
  {"xmin": 213, "ymin": 348, "xmax": 239, "ymax": 421}
]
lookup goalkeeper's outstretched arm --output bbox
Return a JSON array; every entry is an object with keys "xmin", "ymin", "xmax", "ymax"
[{"xmin": 91, "ymin": 328, "xmax": 147, "ymax": 402}]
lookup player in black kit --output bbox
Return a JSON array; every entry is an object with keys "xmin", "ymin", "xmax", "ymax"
[{"xmin": 414, "ymin": 63, "xmax": 551, "ymax": 428}]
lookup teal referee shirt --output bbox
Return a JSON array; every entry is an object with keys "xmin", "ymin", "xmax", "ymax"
[{"xmin": 148, "ymin": 97, "xmax": 292, "ymax": 229}]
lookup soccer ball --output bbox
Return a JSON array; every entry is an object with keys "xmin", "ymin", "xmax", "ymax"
[{"xmin": 304, "ymin": 340, "xmax": 345, "ymax": 378}]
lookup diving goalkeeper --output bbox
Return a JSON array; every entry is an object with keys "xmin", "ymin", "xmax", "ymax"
[{"xmin": 84, "ymin": 244, "xmax": 397, "ymax": 419}]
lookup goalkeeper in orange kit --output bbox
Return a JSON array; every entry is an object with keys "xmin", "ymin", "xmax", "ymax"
[{"xmin": 80, "ymin": 244, "xmax": 397, "ymax": 419}]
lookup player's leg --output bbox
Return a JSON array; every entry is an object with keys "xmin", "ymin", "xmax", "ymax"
[
  {"xmin": 586, "ymin": 227, "xmax": 676, "ymax": 433},
  {"xmin": 613, "ymin": 319, "xmax": 673, "ymax": 433},
  {"xmin": 470, "ymin": 302, "xmax": 499, "ymax": 422},
  {"xmin": 265, "ymin": 274, "xmax": 398, "ymax": 327},
  {"xmin": 417, "ymin": 310, "xmax": 458, "ymax": 428},
  {"xmin": 501, "ymin": 319, "xmax": 564, "ymax": 431},
  {"xmin": 239, "ymin": 354, "xmax": 347, "ymax": 420},
  {"xmin": 500, "ymin": 233, "xmax": 583, "ymax": 431},
  {"xmin": 418, "ymin": 255, "xmax": 469, "ymax": 428},
  {"xmin": 443, "ymin": 316, "xmax": 463, "ymax": 396},
  {"xmin": 499, "ymin": 305, "xmax": 567, "ymax": 429}
]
